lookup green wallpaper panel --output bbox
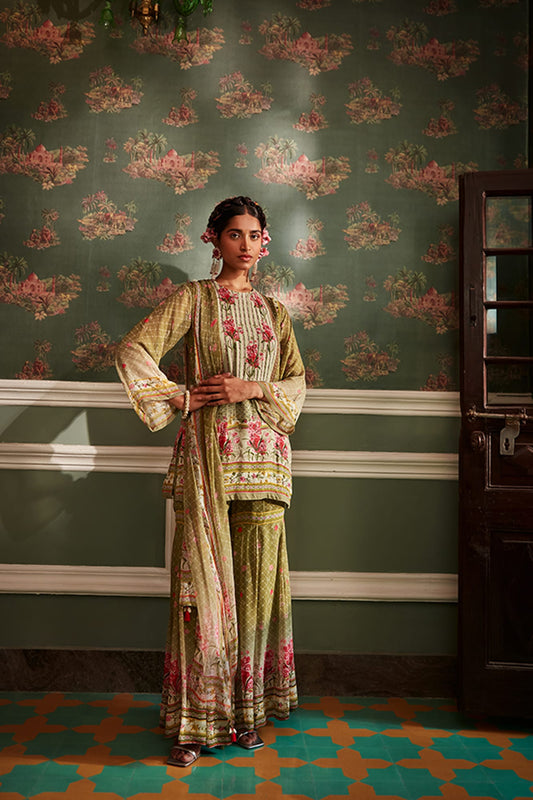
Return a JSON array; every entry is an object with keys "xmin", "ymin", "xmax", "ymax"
[
  {"xmin": 0, "ymin": 0, "xmax": 528, "ymax": 389},
  {"xmin": 287, "ymin": 477, "xmax": 458, "ymax": 573},
  {"xmin": 0, "ymin": 595, "xmax": 457, "ymax": 655},
  {"xmin": 0, "ymin": 470, "xmax": 166, "ymax": 566},
  {"xmin": 0, "ymin": 404, "xmax": 460, "ymax": 451}
]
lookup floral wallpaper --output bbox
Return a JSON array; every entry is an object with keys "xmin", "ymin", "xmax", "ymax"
[{"xmin": 0, "ymin": 0, "xmax": 528, "ymax": 389}]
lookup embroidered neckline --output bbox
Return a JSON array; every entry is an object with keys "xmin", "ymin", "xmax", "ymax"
[{"xmin": 213, "ymin": 279, "xmax": 255, "ymax": 295}]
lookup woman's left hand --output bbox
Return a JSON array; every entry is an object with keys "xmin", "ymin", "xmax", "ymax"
[{"xmin": 192, "ymin": 373, "xmax": 264, "ymax": 405}]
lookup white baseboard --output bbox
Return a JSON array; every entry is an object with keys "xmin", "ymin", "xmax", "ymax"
[
  {"xmin": 0, "ymin": 380, "xmax": 460, "ymax": 417},
  {"xmin": 0, "ymin": 442, "xmax": 458, "ymax": 480},
  {"xmin": 0, "ymin": 562, "xmax": 457, "ymax": 602}
]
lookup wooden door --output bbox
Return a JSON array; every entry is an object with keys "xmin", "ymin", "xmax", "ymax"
[{"xmin": 459, "ymin": 169, "xmax": 533, "ymax": 718}]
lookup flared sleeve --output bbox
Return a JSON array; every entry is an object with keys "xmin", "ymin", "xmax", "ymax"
[
  {"xmin": 115, "ymin": 284, "xmax": 193, "ymax": 431},
  {"xmin": 256, "ymin": 301, "xmax": 306, "ymax": 435}
]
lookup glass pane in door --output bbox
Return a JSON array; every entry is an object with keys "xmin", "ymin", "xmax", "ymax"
[
  {"xmin": 486, "ymin": 308, "xmax": 533, "ymax": 356},
  {"xmin": 485, "ymin": 196, "xmax": 532, "ymax": 248},
  {"xmin": 485, "ymin": 254, "xmax": 533, "ymax": 301},
  {"xmin": 486, "ymin": 362, "xmax": 533, "ymax": 405}
]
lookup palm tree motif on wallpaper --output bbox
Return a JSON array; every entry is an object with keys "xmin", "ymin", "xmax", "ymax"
[
  {"xmin": 421, "ymin": 353, "xmax": 456, "ymax": 392},
  {"xmin": 0, "ymin": 252, "xmax": 81, "ymax": 320},
  {"xmin": 123, "ymin": 129, "xmax": 219, "ymax": 194},
  {"xmin": 78, "ymin": 192, "xmax": 137, "ymax": 240},
  {"xmin": 474, "ymin": 85, "xmax": 527, "ymax": 130},
  {"xmin": 423, "ymin": 0, "xmax": 457, "ymax": 15},
  {"xmin": 342, "ymin": 332, "xmax": 400, "ymax": 383},
  {"xmin": 344, "ymin": 202, "xmax": 401, "ymax": 251},
  {"xmin": 422, "ymin": 99, "xmax": 457, "ymax": 139},
  {"xmin": 162, "ymin": 88, "xmax": 198, "ymax": 127},
  {"xmin": 345, "ymin": 79, "xmax": 401, "ymax": 125},
  {"xmin": 15, "ymin": 339, "xmax": 53, "ymax": 380},
  {"xmin": 117, "ymin": 258, "xmax": 179, "ymax": 308},
  {"xmin": 158, "ymin": 213, "xmax": 194, "ymax": 254},
  {"xmin": 385, "ymin": 140, "xmax": 477, "ymax": 205},
  {"xmin": 302, "ymin": 348, "xmax": 323, "ymax": 389},
  {"xmin": 254, "ymin": 264, "xmax": 348, "ymax": 330},
  {"xmin": 71, "ymin": 322, "xmax": 117, "ymax": 373},
  {"xmin": 130, "ymin": 23, "xmax": 224, "ymax": 68},
  {"xmin": 85, "ymin": 67, "xmax": 143, "ymax": 114},
  {"xmin": 290, "ymin": 219, "xmax": 325, "ymax": 260},
  {"xmin": 24, "ymin": 208, "xmax": 60, "ymax": 249},
  {"xmin": 32, "ymin": 83, "xmax": 67, "ymax": 122},
  {"xmin": 0, "ymin": 71, "xmax": 12, "ymax": 99},
  {"xmin": 387, "ymin": 19, "xmax": 479, "ymax": 80},
  {"xmin": 422, "ymin": 224, "xmax": 456, "ymax": 264},
  {"xmin": 297, "ymin": 0, "xmax": 332, "ymax": 9},
  {"xmin": 216, "ymin": 72, "xmax": 273, "ymax": 119},
  {"xmin": 0, "ymin": 3, "xmax": 95, "ymax": 63},
  {"xmin": 0, "ymin": 126, "xmax": 88, "ymax": 189},
  {"xmin": 255, "ymin": 136, "xmax": 350, "ymax": 199},
  {"xmin": 293, "ymin": 94, "xmax": 328, "ymax": 132},
  {"xmin": 384, "ymin": 268, "xmax": 459, "ymax": 335},
  {"xmin": 259, "ymin": 14, "xmax": 352, "ymax": 75},
  {"xmin": 485, "ymin": 198, "xmax": 531, "ymax": 248}
]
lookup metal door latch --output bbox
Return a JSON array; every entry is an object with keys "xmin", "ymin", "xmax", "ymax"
[{"xmin": 500, "ymin": 417, "xmax": 521, "ymax": 455}]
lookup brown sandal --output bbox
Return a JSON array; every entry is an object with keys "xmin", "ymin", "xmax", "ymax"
[
  {"xmin": 236, "ymin": 730, "xmax": 264, "ymax": 750},
  {"xmin": 167, "ymin": 743, "xmax": 201, "ymax": 767}
]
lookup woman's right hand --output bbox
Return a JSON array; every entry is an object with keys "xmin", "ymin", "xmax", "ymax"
[{"xmin": 168, "ymin": 393, "xmax": 209, "ymax": 413}]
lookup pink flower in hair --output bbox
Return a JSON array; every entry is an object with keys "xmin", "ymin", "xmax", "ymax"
[
  {"xmin": 201, "ymin": 227, "xmax": 217, "ymax": 244},
  {"xmin": 258, "ymin": 228, "xmax": 271, "ymax": 260}
]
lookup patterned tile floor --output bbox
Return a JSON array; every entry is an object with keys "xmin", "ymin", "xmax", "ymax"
[{"xmin": 1, "ymin": 693, "xmax": 533, "ymax": 799}]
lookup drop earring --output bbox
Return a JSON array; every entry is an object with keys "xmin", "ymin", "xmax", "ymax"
[{"xmin": 210, "ymin": 247, "xmax": 222, "ymax": 278}]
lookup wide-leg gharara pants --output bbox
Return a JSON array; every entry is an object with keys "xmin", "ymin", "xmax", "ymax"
[{"xmin": 160, "ymin": 499, "xmax": 298, "ymax": 746}]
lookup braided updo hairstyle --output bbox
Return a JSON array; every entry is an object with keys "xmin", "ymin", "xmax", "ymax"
[{"xmin": 207, "ymin": 196, "xmax": 267, "ymax": 237}]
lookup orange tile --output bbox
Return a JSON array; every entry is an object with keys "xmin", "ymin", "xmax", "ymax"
[
  {"xmin": 370, "ymin": 699, "xmax": 433, "ymax": 721},
  {"xmin": 299, "ymin": 697, "xmax": 364, "ymax": 719},
  {"xmin": 313, "ymin": 747, "xmax": 391, "ymax": 780},
  {"xmin": 382, "ymin": 722, "xmax": 452, "ymax": 748},
  {"xmin": 88, "ymin": 695, "xmax": 153, "ymax": 716},
  {"xmin": 228, "ymin": 747, "xmax": 307, "ymax": 780},
  {"xmin": 306, "ymin": 719, "xmax": 367, "ymax": 747},
  {"xmin": 0, "ymin": 716, "xmax": 66, "ymax": 744},
  {"xmin": 397, "ymin": 747, "xmax": 476, "ymax": 780},
  {"xmin": 55, "ymin": 743, "xmax": 136, "ymax": 778},
  {"xmin": 481, "ymin": 748, "xmax": 533, "ymax": 781},
  {"xmin": 18, "ymin": 694, "xmax": 82, "ymax": 717},
  {"xmin": 29, "ymin": 777, "xmax": 123, "ymax": 800},
  {"xmin": 0, "ymin": 743, "xmax": 47, "ymax": 775},
  {"xmin": 74, "ymin": 716, "xmax": 144, "ymax": 744}
]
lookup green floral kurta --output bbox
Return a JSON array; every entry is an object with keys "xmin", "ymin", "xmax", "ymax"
[{"xmin": 115, "ymin": 279, "xmax": 306, "ymax": 745}]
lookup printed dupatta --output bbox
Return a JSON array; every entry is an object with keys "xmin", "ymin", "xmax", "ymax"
[{"xmin": 115, "ymin": 280, "xmax": 306, "ymax": 740}]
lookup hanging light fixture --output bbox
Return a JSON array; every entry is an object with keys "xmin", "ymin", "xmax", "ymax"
[
  {"xmin": 130, "ymin": 0, "xmax": 160, "ymax": 35},
  {"xmin": 172, "ymin": 0, "xmax": 213, "ymax": 42},
  {"xmin": 99, "ymin": 0, "xmax": 213, "ymax": 37}
]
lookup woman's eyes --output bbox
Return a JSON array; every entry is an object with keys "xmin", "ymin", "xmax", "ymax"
[{"xmin": 228, "ymin": 232, "xmax": 260, "ymax": 240}]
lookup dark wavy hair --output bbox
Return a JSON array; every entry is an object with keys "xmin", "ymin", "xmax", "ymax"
[{"xmin": 207, "ymin": 196, "xmax": 267, "ymax": 237}]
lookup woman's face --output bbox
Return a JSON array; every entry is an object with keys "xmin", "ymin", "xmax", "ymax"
[{"xmin": 216, "ymin": 213, "xmax": 262, "ymax": 271}]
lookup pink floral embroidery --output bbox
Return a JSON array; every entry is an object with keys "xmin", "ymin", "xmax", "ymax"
[
  {"xmin": 217, "ymin": 419, "xmax": 235, "ymax": 456},
  {"xmin": 258, "ymin": 321, "xmax": 275, "ymax": 344},
  {"xmin": 217, "ymin": 285, "xmax": 236, "ymax": 304},
  {"xmin": 222, "ymin": 317, "xmax": 243, "ymax": 341},
  {"xmin": 240, "ymin": 652, "xmax": 253, "ymax": 693},
  {"xmin": 246, "ymin": 340, "xmax": 264, "ymax": 370},
  {"xmin": 251, "ymin": 292, "xmax": 264, "ymax": 308},
  {"xmin": 248, "ymin": 417, "xmax": 268, "ymax": 454},
  {"xmin": 279, "ymin": 639, "xmax": 295, "ymax": 679},
  {"xmin": 275, "ymin": 434, "xmax": 289, "ymax": 459}
]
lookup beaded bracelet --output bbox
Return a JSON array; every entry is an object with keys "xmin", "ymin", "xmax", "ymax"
[{"xmin": 181, "ymin": 389, "xmax": 190, "ymax": 419}]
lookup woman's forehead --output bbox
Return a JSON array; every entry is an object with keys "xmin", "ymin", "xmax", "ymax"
[{"xmin": 222, "ymin": 213, "xmax": 261, "ymax": 232}]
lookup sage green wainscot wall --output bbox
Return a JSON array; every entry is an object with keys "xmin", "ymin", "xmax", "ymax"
[{"xmin": 0, "ymin": 403, "xmax": 458, "ymax": 654}]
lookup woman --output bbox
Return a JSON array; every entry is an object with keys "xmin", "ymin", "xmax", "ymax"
[{"xmin": 115, "ymin": 196, "xmax": 306, "ymax": 767}]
